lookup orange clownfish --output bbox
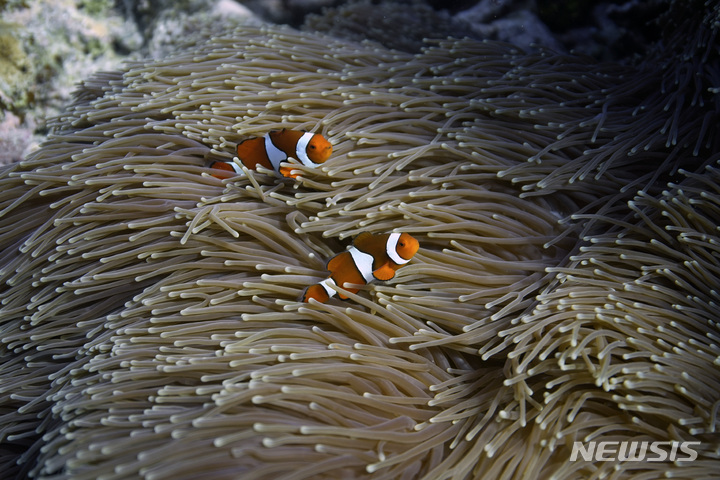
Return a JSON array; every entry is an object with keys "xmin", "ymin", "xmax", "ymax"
[
  {"xmin": 303, "ymin": 232, "xmax": 419, "ymax": 303},
  {"xmin": 211, "ymin": 129, "xmax": 332, "ymax": 179}
]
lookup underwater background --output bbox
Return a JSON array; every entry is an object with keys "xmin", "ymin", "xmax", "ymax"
[{"xmin": 1, "ymin": 1, "xmax": 719, "ymax": 479}]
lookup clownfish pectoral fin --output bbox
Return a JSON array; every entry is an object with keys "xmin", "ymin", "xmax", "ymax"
[
  {"xmin": 278, "ymin": 165, "xmax": 300, "ymax": 179},
  {"xmin": 302, "ymin": 284, "xmax": 330, "ymax": 303},
  {"xmin": 372, "ymin": 262, "xmax": 397, "ymax": 281},
  {"xmin": 210, "ymin": 160, "xmax": 242, "ymax": 179}
]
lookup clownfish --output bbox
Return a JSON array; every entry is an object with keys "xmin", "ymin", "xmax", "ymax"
[
  {"xmin": 303, "ymin": 232, "xmax": 419, "ymax": 303},
  {"xmin": 211, "ymin": 129, "xmax": 332, "ymax": 179}
]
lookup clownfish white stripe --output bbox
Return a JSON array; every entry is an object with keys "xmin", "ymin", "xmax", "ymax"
[
  {"xmin": 386, "ymin": 233, "xmax": 410, "ymax": 265},
  {"xmin": 320, "ymin": 278, "xmax": 337, "ymax": 298},
  {"xmin": 265, "ymin": 134, "xmax": 287, "ymax": 171},
  {"xmin": 349, "ymin": 247, "xmax": 375, "ymax": 284},
  {"xmin": 302, "ymin": 232, "xmax": 419, "ymax": 304},
  {"xmin": 295, "ymin": 132, "xmax": 316, "ymax": 167},
  {"xmin": 228, "ymin": 161, "xmax": 244, "ymax": 174},
  {"xmin": 211, "ymin": 129, "xmax": 332, "ymax": 180}
]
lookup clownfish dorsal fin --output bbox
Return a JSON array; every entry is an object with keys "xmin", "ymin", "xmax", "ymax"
[
  {"xmin": 353, "ymin": 232, "xmax": 389, "ymax": 255},
  {"xmin": 353, "ymin": 232, "xmax": 374, "ymax": 249},
  {"xmin": 327, "ymin": 250, "xmax": 352, "ymax": 274}
]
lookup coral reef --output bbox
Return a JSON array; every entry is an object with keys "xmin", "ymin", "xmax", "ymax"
[
  {"xmin": 0, "ymin": 0, "xmax": 141, "ymax": 163},
  {"xmin": 2, "ymin": 11, "xmax": 720, "ymax": 479},
  {"xmin": 2, "ymin": 0, "xmax": 672, "ymax": 166},
  {"xmin": 0, "ymin": 0, "xmax": 259, "ymax": 165},
  {"xmin": 302, "ymin": 0, "xmax": 475, "ymax": 52},
  {"xmin": 455, "ymin": 0, "xmax": 563, "ymax": 52}
]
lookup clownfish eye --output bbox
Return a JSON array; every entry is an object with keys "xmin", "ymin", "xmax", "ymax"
[
  {"xmin": 399, "ymin": 241, "xmax": 405, "ymax": 247},
  {"xmin": 309, "ymin": 145, "xmax": 316, "ymax": 149}
]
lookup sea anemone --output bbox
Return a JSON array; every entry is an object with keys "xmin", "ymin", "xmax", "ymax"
[{"xmin": 1, "ymin": 3, "xmax": 719, "ymax": 478}]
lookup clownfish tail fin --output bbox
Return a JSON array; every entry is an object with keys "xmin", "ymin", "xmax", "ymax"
[
  {"xmin": 210, "ymin": 160, "xmax": 243, "ymax": 178},
  {"xmin": 302, "ymin": 284, "xmax": 330, "ymax": 303}
]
